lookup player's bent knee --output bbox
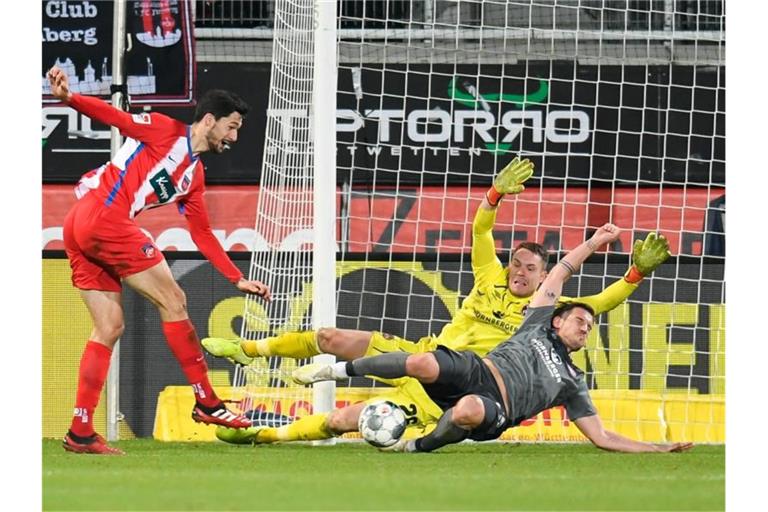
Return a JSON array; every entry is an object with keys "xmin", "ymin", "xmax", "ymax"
[
  {"xmin": 93, "ymin": 322, "xmax": 124, "ymax": 345},
  {"xmin": 325, "ymin": 406, "xmax": 360, "ymax": 434},
  {"xmin": 316, "ymin": 327, "xmax": 340, "ymax": 353},
  {"xmin": 317, "ymin": 328, "xmax": 369, "ymax": 359},
  {"xmin": 156, "ymin": 285, "xmax": 188, "ymax": 319},
  {"xmin": 452, "ymin": 395, "xmax": 485, "ymax": 429},
  {"xmin": 405, "ymin": 353, "xmax": 440, "ymax": 382}
]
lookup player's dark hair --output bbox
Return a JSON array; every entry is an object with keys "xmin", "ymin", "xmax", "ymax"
[
  {"xmin": 511, "ymin": 242, "xmax": 549, "ymax": 266},
  {"xmin": 552, "ymin": 302, "xmax": 596, "ymax": 324},
  {"xmin": 194, "ymin": 90, "xmax": 250, "ymax": 122}
]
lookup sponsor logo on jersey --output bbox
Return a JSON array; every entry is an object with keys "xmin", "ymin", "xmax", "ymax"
[
  {"xmin": 550, "ymin": 348, "xmax": 562, "ymax": 365},
  {"xmin": 132, "ymin": 113, "xmax": 152, "ymax": 124},
  {"xmin": 473, "ymin": 309, "xmax": 517, "ymax": 334},
  {"xmin": 149, "ymin": 169, "xmax": 176, "ymax": 203},
  {"xmin": 532, "ymin": 338, "xmax": 562, "ymax": 383}
]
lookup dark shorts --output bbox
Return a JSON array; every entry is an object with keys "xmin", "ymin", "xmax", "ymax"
[{"xmin": 422, "ymin": 346, "xmax": 509, "ymax": 441}]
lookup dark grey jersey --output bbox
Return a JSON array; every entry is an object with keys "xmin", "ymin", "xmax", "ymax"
[{"xmin": 485, "ymin": 305, "xmax": 596, "ymax": 426}]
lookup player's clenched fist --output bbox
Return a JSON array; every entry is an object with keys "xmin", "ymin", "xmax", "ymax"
[
  {"xmin": 590, "ymin": 223, "xmax": 621, "ymax": 247},
  {"xmin": 47, "ymin": 66, "xmax": 72, "ymax": 102}
]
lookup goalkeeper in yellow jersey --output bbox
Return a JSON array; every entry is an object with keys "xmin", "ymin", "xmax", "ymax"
[{"xmin": 204, "ymin": 156, "xmax": 672, "ymax": 446}]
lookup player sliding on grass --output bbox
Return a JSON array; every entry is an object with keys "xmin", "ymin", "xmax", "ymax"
[
  {"xmin": 205, "ymin": 157, "xmax": 670, "ymax": 446},
  {"xmin": 295, "ymin": 223, "xmax": 693, "ymax": 454},
  {"xmin": 48, "ymin": 66, "xmax": 271, "ymax": 455}
]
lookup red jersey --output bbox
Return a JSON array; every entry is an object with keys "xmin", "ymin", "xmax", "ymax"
[{"xmin": 66, "ymin": 93, "xmax": 243, "ymax": 283}]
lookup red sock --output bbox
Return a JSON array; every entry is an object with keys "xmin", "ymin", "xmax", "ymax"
[
  {"xmin": 70, "ymin": 341, "xmax": 112, "ymax": 437},
  {"xmin": 162, "ymin": 319, "xmax": 219, "ymax": 408}
]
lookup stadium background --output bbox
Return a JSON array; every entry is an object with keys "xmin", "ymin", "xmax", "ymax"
[{"xmin": 41, "ymin": 0, "xmax": 724, "ymax": 442}]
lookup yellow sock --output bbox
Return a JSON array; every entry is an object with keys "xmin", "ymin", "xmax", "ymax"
[
  {"xmin": 242, "ymin": 331, "xmax": 320, "ymax": 358},
  {"xmin": 256, "ymin": 413, "xmax": 333, "ymax": 442}
]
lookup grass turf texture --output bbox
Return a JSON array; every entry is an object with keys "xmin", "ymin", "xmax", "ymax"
[{"xmin": 43, "ymin": 440, "xmax": 723, "ymax": 511}]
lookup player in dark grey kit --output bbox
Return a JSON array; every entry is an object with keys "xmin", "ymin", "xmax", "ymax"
[{"xmin": 294, "ymin": 223, "xmax": 693, "ymax": 453}]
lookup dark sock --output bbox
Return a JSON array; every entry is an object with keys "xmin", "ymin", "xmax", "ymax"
[
  {"xmin": 414, "ymin": 409, "xmax": 470, "ymax": 452},
  {"xmin": 66, "ymin": 430, "xmax": 97, "ymax": 444},
  {"xmin": 195, "ymin": 401, "xmax": 225, "ymax": 414},
  {"xmin": 345, "ymin": 352, "xmax": 410, "ymax": 378}
]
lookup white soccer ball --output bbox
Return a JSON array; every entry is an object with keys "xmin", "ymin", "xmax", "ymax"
[{"xmin": 358, "ymin": 400, "xmax": 407, "ymax": 448}]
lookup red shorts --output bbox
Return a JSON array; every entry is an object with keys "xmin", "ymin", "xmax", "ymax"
[{"xmin": 63, "ymin": 195, "xmax": 164, "ymax": 292}]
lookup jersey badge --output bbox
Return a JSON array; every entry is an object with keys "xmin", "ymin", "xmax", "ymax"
[
  {"xmin": 141, "ymin": 243, "xmax": 156, "ymax": 258},
  {"xmin": 180, "ymin": 174, "xmax": 192, "ymax": 192},
  {"xmin": 131, "ymin": 113, "xmax": 152, "ymax": 124}
]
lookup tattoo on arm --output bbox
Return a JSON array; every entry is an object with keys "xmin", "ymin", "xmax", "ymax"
[
  {"xmin": 587, "ymin": 240, "xmax": 598, "ymax": 251},
  {"xmin": 559, "ymin": 260, "xmax": 576, "ymax": 274},
  {"xmin": 545, "ymin": 289, "xmax": 557, "ymax": 300}
]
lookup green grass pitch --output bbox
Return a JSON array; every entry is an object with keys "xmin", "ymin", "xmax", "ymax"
[{"xmin": 43, "ymin": 439, "xmax": 724, "ymax": 511}]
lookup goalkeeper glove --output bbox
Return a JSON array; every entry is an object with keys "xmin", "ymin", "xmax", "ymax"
[
  {"xmin": 486, "ymin": 157, "xmax": 535, "ymax": 207},
  {"xmin": 624, "ymin": 232, "xmax": 671, "ymax": 284}
]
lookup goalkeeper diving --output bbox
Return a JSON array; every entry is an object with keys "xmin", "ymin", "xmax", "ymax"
[{"xmin": 204, "ymin": 156, "xmax": 672, "ymax": 446}]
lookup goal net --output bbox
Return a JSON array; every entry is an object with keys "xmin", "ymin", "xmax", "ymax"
[{"xmin": 199, "ymin": 0, "xmax": 725, "ymax": 444}]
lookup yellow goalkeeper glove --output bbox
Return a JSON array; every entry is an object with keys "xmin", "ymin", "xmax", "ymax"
[
  {"xmin": 624, "ymin": 232, "xmax": 671, "ymax": 284},
  {"xmin": 486, "ymin": 157, "xmax": 535, "ymax": 206}
]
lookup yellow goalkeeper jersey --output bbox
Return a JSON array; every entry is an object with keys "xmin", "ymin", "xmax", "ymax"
[{"xmin": 434, "ymin": 207, "xmax": 638, "ymax": 357}]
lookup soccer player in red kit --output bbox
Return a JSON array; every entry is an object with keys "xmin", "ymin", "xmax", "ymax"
[{"xmin": 47, "ymin": 66, "xmax": 272, "ymax": 455}]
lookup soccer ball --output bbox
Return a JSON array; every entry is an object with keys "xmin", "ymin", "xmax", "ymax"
[{"xmin": 358, "ymin": 400, "xmax": 407, "ymax": 448}]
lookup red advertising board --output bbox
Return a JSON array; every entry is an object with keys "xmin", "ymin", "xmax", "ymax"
[
  {"xmin": 42, "ymin": 184, "xmax": 723, "ymax": 255},
  {"xmin": 346, "ymin": 186, "xmax": 724, "ymax": 255}
]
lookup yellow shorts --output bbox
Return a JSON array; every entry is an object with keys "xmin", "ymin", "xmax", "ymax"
[
  {"xmin": 362, "ymin": 332, "xmax": 444, "ymax": 430},
  {"xmin": 364, "ymin": 377, "xmax": 444, "ymax": 431},
  {"xmin": 365, "ymin": 331, "xmax": 439, "ymax": 357}
]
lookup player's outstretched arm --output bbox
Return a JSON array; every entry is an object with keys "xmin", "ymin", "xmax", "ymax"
[
  {"xmin": 530, "ymin": 223, "xmax": 621, "ymax": 309},
  {"xmin": 575, "ymin": 231, "xmax": 671, "ymax": 314},
  {"xmin": 181, "ymin": 191, "xmax": 271, "ymax": 301},
  {"xmin": 47, "ymin": 65, "xmax": 164, "ymax": 141},
  {"xmin": 575, "ymin": 414, "xmax": 693, "ymax": 453},
  {"xmin": 624, "ymin": 232, "xmax": 672, "ymax": 284},
  {"xmin": 482, "ymin": 156, "xmax": 535, "ymax": 209},
  {"xmin": 472, "ymin": 157, "xmax": 535, "ymax": 271}
]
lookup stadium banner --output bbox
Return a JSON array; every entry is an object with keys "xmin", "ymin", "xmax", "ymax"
[
  {"xmin": 42, "ymin": 0, "xmax": 197, "ymax": 183},
  {"xmin": 152, "ymin": 386, "xmax": 724, "ymax": 443},
  {"xmin": 42, "ymin": 184, "xmax": 725, "ymax": 256},
  {"xmin": 41, "ymin": 0, "xmax": 195, "ymax": 105},
  {"xmin": 41, "ymin": 62, "xmax": 723, "ymax": 186},
  {"xmin": 43, "ymin": 257, "xmax": 724, "ymax": 439}
]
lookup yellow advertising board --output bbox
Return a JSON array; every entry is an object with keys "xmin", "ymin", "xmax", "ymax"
[{"xmin": 154, "ymin": 386, "xmax": 723, "ymax": 443}]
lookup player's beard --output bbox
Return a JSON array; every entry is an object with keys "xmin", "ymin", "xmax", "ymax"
[{"xmin": 208, "ymin": 135, "xmax": 230, "ymax": 154}]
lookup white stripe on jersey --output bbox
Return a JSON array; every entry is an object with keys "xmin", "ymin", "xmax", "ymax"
[
  {"xmin": 74, "ymin": 139, "xmax": 145, "ymax": 199},
  {"xmin": 74, "ymin": 164, "xmax": 107, "ymax": 199},
  {"xmin": 129, "ymin": 137, "xmax": 196, "ymax": 217},
  {"xmin": 111, "ymin": 137, "xmax": 143, "ymax": 170}
]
